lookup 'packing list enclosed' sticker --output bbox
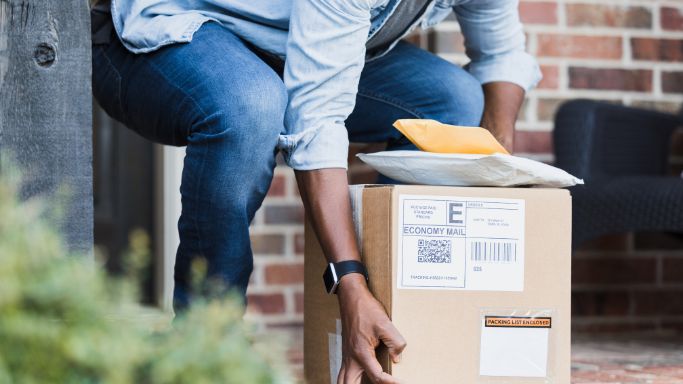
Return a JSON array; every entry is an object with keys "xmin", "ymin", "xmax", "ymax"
[
  {"xmin": 397, "ymin": 194, "xmax": 525, "ymax": 291},
  {"xmin": 479, "ymin": 312, "xmax": 552, "ymax": 378}
]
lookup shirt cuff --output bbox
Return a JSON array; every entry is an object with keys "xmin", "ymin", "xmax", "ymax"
[
  {"xmin": 278, "ymin": 123, "xmax": 350, "ymax": 171},
  {"xmin": 466, "ymin": 51, "xmax": 543, "ymax": 92}
]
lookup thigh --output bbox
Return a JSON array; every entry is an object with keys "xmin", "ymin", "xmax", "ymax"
[
  {"xmin": 92, "ymin": 22, "xmax": 286, "ymax": 147},
  {"xmin": 346, "ymin": 41, "xmax": 484, "ymax": 144}
]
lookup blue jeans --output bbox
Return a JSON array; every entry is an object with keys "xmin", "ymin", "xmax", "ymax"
[{"xmin": 92, "ymin": 22, "xmax": 484, "ymax": 311}]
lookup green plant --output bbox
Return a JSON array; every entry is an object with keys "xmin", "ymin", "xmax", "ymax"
[{"xmin": 0, "ymin": 168, "xmax": 292, "ymax": 383}]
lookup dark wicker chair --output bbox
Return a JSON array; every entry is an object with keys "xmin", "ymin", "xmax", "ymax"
[{"xmin": 553, "ymin": 99, "xmax": 683, "ymax": 247}]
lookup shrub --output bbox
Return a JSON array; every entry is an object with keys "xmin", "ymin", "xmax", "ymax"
[{"xmin": 0, "ymin": 168, "xmax": 292, "ymax": 383}]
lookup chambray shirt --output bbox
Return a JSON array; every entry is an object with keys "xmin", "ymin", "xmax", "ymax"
[{"xmin": 110, "ymin": 0, "xmax": 541, "ymax": 170}]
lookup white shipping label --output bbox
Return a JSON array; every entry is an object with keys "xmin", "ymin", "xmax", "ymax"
[
  {"xmin": 397, "ymin": 195, "xmax": 525, "ymax": 291},
  {"xmin": 479, "ymin": 316, "xmax": 551, "ymax": 377}
]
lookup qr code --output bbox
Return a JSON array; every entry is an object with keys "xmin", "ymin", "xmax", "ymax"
[{"xmin": 417, "ymin": 239, "xmax": 452, "ymax": 263}]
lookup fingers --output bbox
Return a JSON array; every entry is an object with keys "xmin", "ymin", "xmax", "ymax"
[
  {"xmin": 355, "ymin": 347, "xmax": 401, "ymax": 384},
  {"xmin": 377, "ymin": 321, "xmax": 407, "ymax": 364},
  {"xmin": 338, "ymin": 349, "xmax": 400, "ymax": 384},
  {"xmin": 342, "ymin": 358, "xmax": 363, "ymax": 384}
]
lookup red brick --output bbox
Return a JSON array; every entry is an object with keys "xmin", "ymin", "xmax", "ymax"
[
  {"xmin": 264, "ymin": 262, "xmax": 304, "ymax": 285},
  {"xmin": 513, "ymin": 131, "xmax": 551, "ymax": 154},
  {"xmin": 632, "ymin": 290, "xmax": 683, "ymax": 315},
  {"xmin": 287, "ymin": 340, "xmax": 304, "ymax": 365},
  {"xmin": 630, "ymin": 100, "xmax": 682, "ymax": 114},
  {"xmin": 402, "ymin": 32, "xmax": 422, "ymax": 46},
  {"xmin": 537, "ymin": 34, "xmax": 622, "ymax": 59},
  {"xmin": 295, "ymin": 290, "xmax": 304, "ymax": 314},
  {"xmin": 247, "ymin": 292, "xmax": 286, "ymax": 314},
  {"xmin": 518, "ymin": 99, "xmax": 530, "ymax": 123},
  {"xmin": 347, "ymin": 142, "xmax": 385, "ymax": 165},
  {"xmin": 266, "ymin": 322, "xmax": 304, "ymax": 331},
  {"xmin": 294, "ymin": 232, "xmax": 305, "ymax": 254},
  {"xmin": 631, "ymin": 38, "xmax": 683, "ymax": 62},
  {"xmin": 537, "ymin": 98, "xmax": 566, "ymax": 122},
  {"xmin": 572, "ymin": 258, "xmax": 656, "ymax": 285},
  {"xmin": 264, "ymin": 204, "xmax": 305, "ymax": 225},
  {"xmin": 662, "ymin": 7, "xmax": 683, "ymax": 31},
  {"xmin": 275, "ymin": 153, "xmax": 286, "ymax": 166},
  {"xmin": 348, "ymin": 165, "xmax": 379, "ymax": 184},
  {"xmin": 576, "ymin": 233, "xmax": 631, "ymax": 252},
  {"xmin": 572, "ymin": 320, "xmax": 658, "ymax": 333},
  {"xmin": 566, "ymin": 4, "xmax": 652, "ymax": 29},
  {"xmin": 519, "ymin": 1, "xmax": 557, "ymax": 25},
  {"xmin": 572, "ymin": 291, "xmax": 630, "ymax": 316},
  {"xmin": 663, "ymin": 71, "xmax": 683, "ymax": 94},
  {"xmin": 291, "ymin": 178, "xmax": 300, "ymax": 198},
  {"xmin": 250, "ymin": 233, "xmax": 286, "ymax": 255},
  {"xmin": 427, "ymin": 30, "xmax": 465, "ymax": 54},
  {"xmin": 537, "ymin": 65, "xmax": 559, "ymax": 89},
  {"xmin": 662, "ymin": 257, "xmax": 683, "ymax": 283},
  {"xmin": 267, "ymin": 174, "xmax": 286, "ymax": 197},
  {"xmin": 569, "ymin": 67, "xmax": 653, "ymax": 92},
  {"xmin": 659, "ymin": 319, "xmax": 683, "ymax": 333}
]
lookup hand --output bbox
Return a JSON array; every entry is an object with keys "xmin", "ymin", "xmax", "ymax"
[
  {"xmin": 484, "ymin": 122, "xmax": 514, "ymax": 153},
  {"xmin": 481, "ymin": 81, "xmax": 526, "ymax": 154},
  {"xmin": 293, "ymin": 169, "xmax": 405, "ymax": 381},
  {"xmin": 336, "ymin": 274, "xmax": 406, "ymax": 384}
]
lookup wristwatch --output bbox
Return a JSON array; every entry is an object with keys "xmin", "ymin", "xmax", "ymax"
[{"xmin": 323, "ymin": 260, "xmax": 369, "ymax": 294}]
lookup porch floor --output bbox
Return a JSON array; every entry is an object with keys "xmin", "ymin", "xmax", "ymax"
[{"xmin": 571, "ymin": 335, "xmax": 683, "ymax": 383}]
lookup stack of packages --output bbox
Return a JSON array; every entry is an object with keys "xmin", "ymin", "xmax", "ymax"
[{"xmin": 305, "ymin": 120, "xmax": 582, "ymax": 383}]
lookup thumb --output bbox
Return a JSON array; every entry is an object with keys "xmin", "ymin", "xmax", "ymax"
[{"xmin": 377, "ymin": 321, "xmax": 407, "ymax": 364}]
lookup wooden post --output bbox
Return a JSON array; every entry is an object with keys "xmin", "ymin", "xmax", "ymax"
[{"xmin": 0, "ymin": 0, "xmax": 93, "ymax": 255}]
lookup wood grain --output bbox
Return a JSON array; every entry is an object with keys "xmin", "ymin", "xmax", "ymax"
[{"xmin": 0, "ymin": 0, "xmax": 93, "ymax": 255}]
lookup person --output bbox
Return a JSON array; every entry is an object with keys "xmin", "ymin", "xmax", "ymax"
[{"xmin": 91, "ymin": 0, "xmax": 540, "ymax": 382}]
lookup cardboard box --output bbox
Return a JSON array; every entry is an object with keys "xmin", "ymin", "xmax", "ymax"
[{"xmin": 305, "ymin": 185, "xmax": 571, "ymax": 383}]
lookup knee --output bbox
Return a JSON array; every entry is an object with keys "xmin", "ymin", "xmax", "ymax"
[
  {"xmin": 428, "ymin": 68, "xmax": 484, "ymax": 127},
  {"xmin": 190, "ymin": 74, "xmax": 287, "ymax": 147},
  {"xmin": 238, "ymin": 78, "xmax": 289, "ymax": 129}
]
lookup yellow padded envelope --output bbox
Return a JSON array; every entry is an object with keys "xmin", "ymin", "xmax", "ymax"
[{"xmin": 393, "ymin": 119, "xmax": 510, "ymax": 155}]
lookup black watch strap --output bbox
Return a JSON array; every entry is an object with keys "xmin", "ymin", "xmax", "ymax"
[{"xmin": 323, "ymin": 260, "xmax": 369, "ymax": 294}]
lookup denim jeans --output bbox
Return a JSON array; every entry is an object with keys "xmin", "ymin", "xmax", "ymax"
[{"xmin": 92, "ymin": 22, "xmax": 484, "ymax": 311}]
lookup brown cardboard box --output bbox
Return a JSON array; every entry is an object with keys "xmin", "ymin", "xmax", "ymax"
[{"xmin": 305, "ymin": 185, "xmax": 571, "ymax": 383}]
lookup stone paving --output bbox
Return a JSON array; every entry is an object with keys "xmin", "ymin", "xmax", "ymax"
[{"xmin": 572, "ymin": 335, "xmax": 683, "ymax": 383}]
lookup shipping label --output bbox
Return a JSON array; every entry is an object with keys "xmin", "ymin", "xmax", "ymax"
[{"xmin": 397, "ymin": 194, "xmax": 525, "ymax": 291}]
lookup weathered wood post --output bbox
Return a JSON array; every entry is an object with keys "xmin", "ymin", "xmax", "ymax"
[{"xmin": 0, "ymin": 0, "xmax": 93, "ymax": 255}]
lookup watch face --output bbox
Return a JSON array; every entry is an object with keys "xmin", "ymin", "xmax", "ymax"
[{"xmin": 323, "ymin": 263, "xmax": 338, "ymax": 294}]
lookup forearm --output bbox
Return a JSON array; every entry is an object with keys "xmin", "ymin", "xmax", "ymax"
[
  {"xmin": 295, "ymin": 168, "xmax": 361, "ymax": 265},
  {"xmin": 480, "ymin": 82, "xmax": 525, "ymax": 152}
]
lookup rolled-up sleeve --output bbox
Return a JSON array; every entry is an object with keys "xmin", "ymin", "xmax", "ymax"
[
  {"xmin": 280, "ymin": 0, "xmax": 374, "ymax": 170},
  {"xmin": 454, "ymin": 0, "xmax": 542, "ymax": 92}
]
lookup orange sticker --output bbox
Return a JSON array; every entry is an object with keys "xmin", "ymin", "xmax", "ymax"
[{"xmin": 485, "ymin": 316, "xmax": 552, "ymax": 328}]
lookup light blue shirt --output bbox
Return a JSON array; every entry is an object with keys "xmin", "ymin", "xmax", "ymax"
[{"xmin": 110, "ymin": 0, "xmax": 541, "ymax": 170}]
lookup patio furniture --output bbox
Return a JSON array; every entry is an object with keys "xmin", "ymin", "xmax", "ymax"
[{"xmin": 553, "ymin": 99, "xmax": 683, "ymax": 247}]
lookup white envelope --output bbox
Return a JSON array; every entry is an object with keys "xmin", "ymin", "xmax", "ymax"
[{"xmin": 357, "ymin": 151, "xmax": 583, "ymax": 188}]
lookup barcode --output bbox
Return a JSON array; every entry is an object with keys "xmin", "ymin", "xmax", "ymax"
[
  {"xmin": 471, "ymin": 241, "xmax": 516, "ymax": 263},
  {"xmin": 417, "ymin": 239, "xmax": 452, "ymax": 263}
]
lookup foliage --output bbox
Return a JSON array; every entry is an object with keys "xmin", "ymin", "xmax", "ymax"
[{"xmin": 0, "ymin": 168, "xmax": 291, "ymax": 383}]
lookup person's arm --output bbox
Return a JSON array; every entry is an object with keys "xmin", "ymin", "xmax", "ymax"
[
  {"xmin": 296, "ymin": 169, "xmax": 406, "ymax": 384},
  {"xmin": 283, "ymin": 0, "xmax": 406, "ymax": 382},
  {"xmin": 481, "ymin": 82, "xmax": 525, "ymax": 152},
  {"xmin": 454, "ymin": 0, "xmax": 542, "ymax": 152}
]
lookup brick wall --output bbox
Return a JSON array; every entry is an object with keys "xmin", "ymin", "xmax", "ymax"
[{"xmin": 246, "ymin": 0, "xmax": 683, "ymax": 376}]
